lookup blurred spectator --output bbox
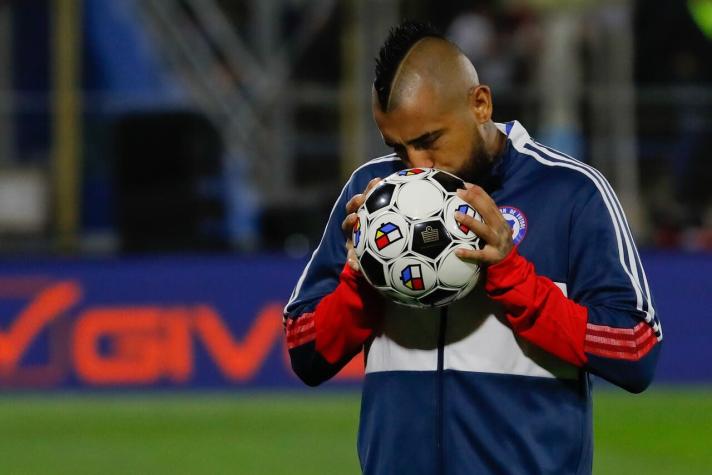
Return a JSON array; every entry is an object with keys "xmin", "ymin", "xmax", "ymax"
[
  {"xmin": 446, "ymin": 4, "xmax": 539, "ymax": 88},
  {"xmin": 636, "ymin": 0, "xmax": 712, "ymax": 250}
]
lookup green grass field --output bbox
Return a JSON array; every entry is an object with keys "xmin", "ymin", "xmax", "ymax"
[{"xmin": 0, "ymin": 388, "xmax": 709, "ymax": 474}]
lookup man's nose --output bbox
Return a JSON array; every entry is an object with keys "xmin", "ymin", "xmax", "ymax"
[{"xmin": 405, "ymin": 148, "xmax": 435, "ymax": 168}]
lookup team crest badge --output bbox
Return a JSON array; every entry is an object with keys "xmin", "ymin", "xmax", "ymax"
[
  {"xmin": 499, "ymin": 206, "xmax": 527, "ymax": 245},
  {"xmin": 397, "ymin": 168, "xmax": 426, "ymax": 176},
  {"xmin": 374, "ymin": 222, "xmax": 403, "ymax": 250},
  {"xmin": 400, "ymin": 264, "xmax": 425, "ymax": 290}
]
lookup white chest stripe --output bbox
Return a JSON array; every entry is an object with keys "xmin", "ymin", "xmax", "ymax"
[
  {"xmin": 554, "ymin": 281, "xmax": 568, "ymax": 297},
  {"xmin": 366, "ymin": 335, "xmax": 439, "ymax": 373},
  {"xmin": 366, "ymin": 282, "xmax": 578, "ymax": 380}
]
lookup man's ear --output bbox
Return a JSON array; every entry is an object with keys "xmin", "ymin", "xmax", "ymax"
[{"xmin": 468, "ymin": 85, "xmax": 493, "ymax": 124}]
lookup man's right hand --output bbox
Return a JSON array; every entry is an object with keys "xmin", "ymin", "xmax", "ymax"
[{"xmin": 342, "ymin": 177, "xmax": 382, "ymax": 272}]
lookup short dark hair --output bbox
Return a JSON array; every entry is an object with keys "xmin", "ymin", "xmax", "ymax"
[{"xmin": 374, "ymin": 20, "xmax": 444, "ymax": 110}]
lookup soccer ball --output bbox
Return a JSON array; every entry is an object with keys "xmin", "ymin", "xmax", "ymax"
[{"xmin": 353, "ymin": 168, "xmax": 482, "ymax": 308}]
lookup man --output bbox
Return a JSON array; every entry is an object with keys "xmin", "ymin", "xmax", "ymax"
[{"xmin": 284, "ymin": 21, "xmax": 661, "ymax": 474}]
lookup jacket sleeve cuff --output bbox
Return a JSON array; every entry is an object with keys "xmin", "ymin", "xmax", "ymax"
[
  {"xmin": 485, "ymin": 246, "xmax": 528, "ymax": 293},
  {"xmin": 311, "ymin": 264, "xmax": 382, "ymax": 364}
]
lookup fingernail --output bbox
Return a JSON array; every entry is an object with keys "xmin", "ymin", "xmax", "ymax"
[
  {"xmin": 464, "ymin": 183, "xmax": 474, "ymax": 189},
  {"xmin": 456, "ymin": 189, "xmax": 466, "ymax": 197},
  {"xmin": 455, "ymin": 249, "xmax": 464, "ymax": 257},
  {"xmin": 454, "ymin": 211, "xmax": 463, "ymax": 220}
]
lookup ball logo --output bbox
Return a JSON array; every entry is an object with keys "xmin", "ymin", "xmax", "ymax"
[
  {"xmin": 499, "ymin": 206, "xmax": 527, "ymax": 245},
  {"xmin": 353, "ymin": 218, "xmax": 362, "ymax": 248},
  {"xmin": 400, "ymin": 264, "xmax": 425, "ymax": 291},
  {"xmin": 421, "ymin": 225, "xmax": 440, "ymax": 243},
  {"xmin": 374, "ymin": 222, "xmax": 403, "ymax": 250},
  {"xmin": 398, "ymin": 168, "xmax": 426, "ymax": 176}
]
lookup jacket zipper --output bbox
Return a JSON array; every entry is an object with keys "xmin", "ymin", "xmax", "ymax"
[{"xmin": 436, "ymin": 306, "xmax": 448, "ymax": 475}]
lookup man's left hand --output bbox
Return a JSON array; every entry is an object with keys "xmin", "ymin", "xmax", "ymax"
[{"xmin": 454, "ymin": 183, "xmax": 514, "ymax": 266}]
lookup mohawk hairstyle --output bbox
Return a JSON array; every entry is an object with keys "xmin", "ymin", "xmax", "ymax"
[{"xmin": 374, "ymin": 20, "xmax": 444, "ymax": 111}]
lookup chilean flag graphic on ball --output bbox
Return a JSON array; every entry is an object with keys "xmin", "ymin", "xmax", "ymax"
[
  {"xmin": 353, "ymin": 217, "xmax": 362, "ymax": 248},
  {"xmin": 375, "ymin": 222, "xmax": 403, "ymax": 250},
  {"xmin": 397, "ymin": 168, "xmax": 426, "ymax": 176},
  {"xmin": 456, "ymin": 204, "xmax": 475, "ymax": 234},
  {"xmin": 400, "ymin": 264, "xmax": 425, "ymax": 290}
]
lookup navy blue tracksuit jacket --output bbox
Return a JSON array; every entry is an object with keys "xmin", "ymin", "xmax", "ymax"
[{"xmin": 284, "ymin": 121, "xmax": 662, "ymax": 474}]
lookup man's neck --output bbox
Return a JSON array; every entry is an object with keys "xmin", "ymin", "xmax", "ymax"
[
  {"xmin": 485, "ymin": 122, "xmax": 507, "ymax": 160},
  {"xmin": 472, "ymin": 126, "xmax": 507, "ymax": 192}
]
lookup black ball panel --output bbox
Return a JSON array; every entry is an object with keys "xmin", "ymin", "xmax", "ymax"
[
  {"xmin": 360, "ymin": 250, "xmax": 387, "ymax": 287},
  {"xmin": 365, "ymin": 183, "xmax": 396, "ymax": 214},
  {"xmin": 431, "ymin": 171, "xmax": 465, "ymax": 193},
  {"xmin": 411, "ymin": 220, "xmax": 451, "ymax": 260}
]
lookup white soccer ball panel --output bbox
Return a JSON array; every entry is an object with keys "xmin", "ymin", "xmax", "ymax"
[
  {"xmin": 444, "ymin": 195, "xmax": 482, "ymax": 240},
  {"xmin": 368, "ymin": 213, "xmax": 409, "ymax": 259},
  {"xmin": 456, "ymin": 270, "xmax": 480, "ymax": 301},
  {"xmin": 438, "ymin": 246, "xmax": 480, "ymax": 288},
  {"xmin": 388, "ymin": 257, "xmax": 437, "ymax": 297},
  {"xmin": 395, "ymin": 180, "xmax": 444, "ymax": 219}
]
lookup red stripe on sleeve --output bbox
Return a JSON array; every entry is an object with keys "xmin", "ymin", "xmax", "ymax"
[
  {"xmin": 286, "ymin": 313, "xmax": 316, "ymax": 349},
  {"xmin": 584, "ymin": 322, "xmax": 658, "ymax": 361},
  {"xmin": 586, "ymin": 321, "xmax": 650, "ymax": 337}
]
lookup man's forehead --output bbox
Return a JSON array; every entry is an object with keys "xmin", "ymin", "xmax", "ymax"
[
  {"xmin": 373, "ymin": 86, "xmax": 445, "ymax": 139},
  {"xmin": 375, "ymin": 111, "xmax": 443, "ymax": 146}
]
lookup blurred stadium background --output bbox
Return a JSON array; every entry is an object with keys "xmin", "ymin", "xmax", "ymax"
[{"xmin": 0, "ymin": 0, "xmax": 710, "ymax": 473}]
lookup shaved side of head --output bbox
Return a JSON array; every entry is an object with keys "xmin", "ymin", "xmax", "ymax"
[{"xmin": 386, "ymin": 37, "xmax": 480, "ymax": 113}]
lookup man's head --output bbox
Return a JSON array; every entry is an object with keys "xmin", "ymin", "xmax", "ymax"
[{"xmin": 372, "ymin": 21, "xmax": 502, "ymax": 182}]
